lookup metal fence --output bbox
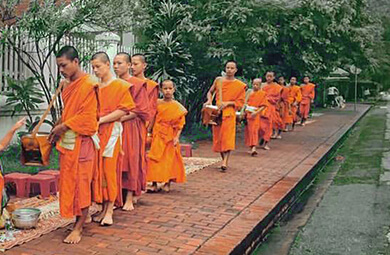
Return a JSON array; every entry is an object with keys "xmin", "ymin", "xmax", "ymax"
[{"xmin": 0, "ymin": 27, "xmax": 140, "ymax": 93}]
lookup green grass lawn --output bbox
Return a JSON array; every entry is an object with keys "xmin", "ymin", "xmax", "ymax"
[{"xmin": 333, "ymin": 104, "xmax": 387, "ymax": 185}]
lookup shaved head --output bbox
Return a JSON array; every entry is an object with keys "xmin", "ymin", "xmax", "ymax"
[
  {"xmin": 253, "ymin": 78, "xmax": 262, "ymax": 84},
  {"xmin": 132, "ymin": 53, "xmax": 146, "ymax": 63},
  {"xmin": 91, "ymin": 51, "xmax": 110, "ymax": 63},
  {"xmin": 56, "ymin": 46, "xmax": 79, "ymax": 61},
  {"xmin": 116, "ymin": 52, "xmax": 131, "ymax": 63}
]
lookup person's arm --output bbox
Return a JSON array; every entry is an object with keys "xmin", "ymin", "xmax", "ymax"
[
  {"xmin": 99, "ymin": 109, "xmax": 127, "ymax": 125},
  {"xmin": 220, "ymin": 101, "xmax": 236, "ymax": 109},
  {"xmin": 205, "ymin": 83, "xmax": 216, "ymax": 105},
  {"xmin": 0, "ymin": 118, "xmax": 26, "ymax": 152},
  {"xmin": 250, "ymin": 106, "xmax": 266, "ymax": 118},
  {"xmin": 147, "ymin": 114, "xmax": 156, "ymax": 136},
  {"xmin": 120, "ymin": 112, "xmax": 137, "ymax": 122},
  {"xmin": 173, "ymin": 129, "xmax": 182, "ymax": 146}
]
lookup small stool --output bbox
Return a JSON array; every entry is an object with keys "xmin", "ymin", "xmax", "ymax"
[
  {"xmin": 26, "ymin": 175, "xmax": 57, "ymax": 198},
  {"xmin": 4, "ymin": 173, "xmax": 32, "ymax": 197},
  {"xmin": 180, "ymin": 143, "xmax": 193, "ymax": 157},
  {"xmin": 39, "ymin": 170, "xmax": 60, "ymax": 187}
]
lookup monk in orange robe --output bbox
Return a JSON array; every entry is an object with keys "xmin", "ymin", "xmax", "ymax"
[
  {"xmin": 131, "ymin": 54, "xmax": 159, "ymax": 120},
  {"xmin": 205, "ymin": 60, "xmax": 246, "ymax": 171},
  {"xmin": 113, "ymin": 52, "xmax": 150, "ymax": 211},
  {"xmin": 289, "ymin": 77, "xmax": 302, "ymax": 130},
  {"xmin": 90, "ymin": 52, "xmax": 135, "ymax": 226},
  {"xmin": 300, "ymin": 76, "xmax": 316, "ymax": 126},
  {"xmin": 244, "ymin": 78, "xmax": 267, "ymax": 156},
  {"xmin": 147, "ymin": 80, "xmax": 187, "ymax": 192},
  {"xmin": 0, "ymin": 118, "xmax": 26, "ymax": 215},
  {"xmin": 279, "ymin": 76, "xmax": 293, "ymax": 131},
  {"xmin": 130, "ymin": 54, "xmax": 159, "ymax": 199},
  {"xmin": 49, "ymin": 46, "xmax": 99, "ymax": 244},
  {"xmin": 263, "ymin": 72, "xmax": 283, "ymax": 140}
]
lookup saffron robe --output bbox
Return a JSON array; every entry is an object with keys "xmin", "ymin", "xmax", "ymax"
[
  {"xmin": 147, "ymin": 100, "xmax": 187, "ymax": 183},
  {"xmin": 281, "ymin": 86, "xmax": 293, "ymax": 125},
  {"xmin": 94, "ymin": 79, "xmax": 135, "ymax": 204},
  {"xmin": 121, "ymin": 77, "xmax": 150, "ymax": 198},
  {"xmin": 212, "ymin": 79, "xmax": 246, "ymax": 152},
  {"xmin": 56, "ymin": 75, "xmax": 99, "ymax": 218},
  {"xmin": 145, "ymin": 79, "xmax": 159, "ymax": 119},
  {"xmin": 300, "ymin": 83, "xmax": 316, "ymax": 119},
  {"xmin": 262, "ymin": 82, "xmax": 284, "ymax": 131},
  {"xmin": 0, "ymin": 164, "xmax": 4, "ymax": 213},
  {"xmin": 244, "ymin": 90, "xmax": 268, "ymax": 147},
  {"xmin": 289, "ymin": 85, "xmax": 302, "ymax": 122}
]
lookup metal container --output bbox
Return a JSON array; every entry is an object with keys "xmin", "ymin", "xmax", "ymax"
[{"xmin": 11, "ymin": 208, "xmax": 41, "ymax": 229}]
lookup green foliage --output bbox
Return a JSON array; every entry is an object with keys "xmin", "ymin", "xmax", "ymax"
[
  {"xmin": 1, "ymin": 0, "xmax": 143, "ymax": 122},
  {"xmin": 137, "ymin": 0, "xmax": 379, "ymax": 129},
  {"xmin": 1, "ymin": 143, "xmax": 59, "ymax": 174},
  {"xmin": 4, "ymin": 76, "xmax": 44, "ymax": 123}
]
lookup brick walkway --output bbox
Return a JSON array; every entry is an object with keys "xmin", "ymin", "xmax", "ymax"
[{"xmin": 6, "ymin": 104, "xmax": 370, "ymax": 255}]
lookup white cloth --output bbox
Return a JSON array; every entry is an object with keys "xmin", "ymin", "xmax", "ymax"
[
  {"xmin": 102, "ymin": 121, "xmax": 123, "ymax": 158},
  {"xmin": 59, "ymin": 130, "xmax": 100, "ymax": 151},
  {"xmin": 91, "ymin": 133, "xmax": 100, "ymax": 150},
  {"xmin": 245, "ymin": 105, "xmax": 258, "ymax": 113},
  {"xmin": 59, "ymin": 130, "xmax": 77, "ymax": 150}
]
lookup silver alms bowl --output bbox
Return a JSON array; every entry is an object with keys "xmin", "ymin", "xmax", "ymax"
[{"xmin": 11, "ymin": 208, "xmax": 41, "ymax": 229}]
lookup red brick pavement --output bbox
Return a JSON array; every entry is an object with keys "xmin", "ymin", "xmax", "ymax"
[{"xmin": 6, "ymin": 104, "xmax": 370, "ymax": 255}]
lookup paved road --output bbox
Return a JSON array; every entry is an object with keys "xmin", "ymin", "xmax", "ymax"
[{"xmin": 289, "ymin": 104, "xmax": 390, "ymax": 255}]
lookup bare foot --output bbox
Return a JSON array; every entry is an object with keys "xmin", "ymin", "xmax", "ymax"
[
  {"xmin": 132, "ymin": 196, "xmax": 139, "ymax": 205},
  {"xmin": 63, "ymin": 229, "xmax": 82, "ymax": 244},
  {"xmin": 85, "ymin": 214, "xmax": 92, "ymax": 224},
  {"xmin": 147, "ymin": 183, "xmax": 158, "ymax": 193},
  {"xmin": 100, "ymin": 211, "xmax": 113, "ymax": 226},
  {"xmin": 122, "ymin": 200, "xmax": 135, "ymax": 211},
  {"xmin": 263, "ymin": 145, "xmax": 270, "ymax": 150},
  {"xmin": 92, "ymin": 211, "xmax": 105, "ymax": 223},
  {"xmin": 162, "ymin": 182, "xmax": 171, "ymax": 192}
]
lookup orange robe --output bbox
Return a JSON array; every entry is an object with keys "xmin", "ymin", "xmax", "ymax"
[
  {"xmin": 94, "ymin": 79, "xmax": 135, "ymax": 204},
  {"xmin": 300, "ymin": 83, "xmax": 316, "ymax": 119},
  {"xmin": 281, "ymin": 86, "xmax": 293, "ymax": 125},
  {"xmin": 147, "ymin": 100, "xmax": 187, "ymax": 183},
  {"xmin": 121, "ymin": 77, "xmax": 150, "ymax": 198},
  {"xmin": 262, "ymin": 83, "xmax": 284, "ymax": 131},
  {"xmin": 145, "ymin": 79, "xmax": 159, "ymax": 119},
  {"xmin": 289, "ymin": 85, "xmax": 302, "ymax": 122},
  {"xmin": 244, "ymin": 90, "xmax": 268, "ymax": 147},
  {"xmin": 0, "ymin": 170, "xmax": 3, "ymax": 213},
  {"xmin": 212, "ymin": 79, "xmax": 246, "ymax": 152},
  {"xmin": 56, "ymin": 75, "xmax": 99, "ymax": 218}
]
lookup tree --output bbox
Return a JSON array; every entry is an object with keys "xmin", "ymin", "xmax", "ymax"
[
  {"xmin": 137, "ymin": 0, "xmax": 380, "ymax": 127},
  {"xmin": 0, "ymin": 0, "xmax": 142, "ymax": 122}
]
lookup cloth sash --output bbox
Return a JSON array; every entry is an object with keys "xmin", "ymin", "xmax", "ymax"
[
  {"xmin": 59, "ymin": 130, "xmax": 100, "ymax": 151},
  {"xmin": 102, "ymin": 121, "xmax": 123, "ymax": 158},
  {"xmin": 59, "ymin": 130, "xmax": 77, "ymax": 150}
]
